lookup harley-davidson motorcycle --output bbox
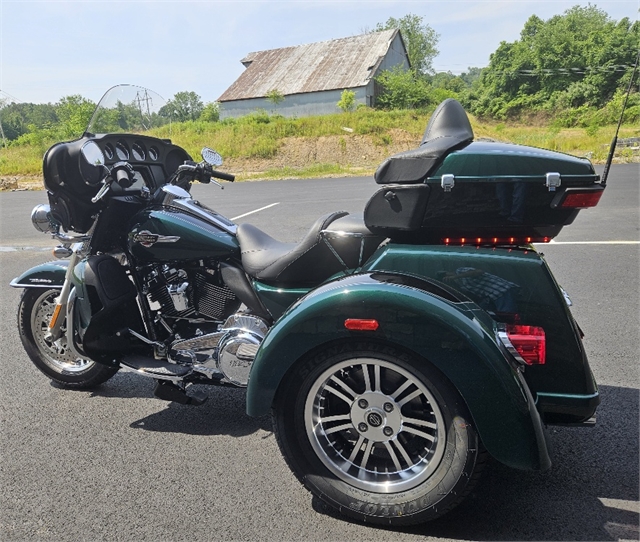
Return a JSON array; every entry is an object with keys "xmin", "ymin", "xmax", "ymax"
[{"xmin": 11, "ymin": 85, "xmax": 606, "ymax": 525}]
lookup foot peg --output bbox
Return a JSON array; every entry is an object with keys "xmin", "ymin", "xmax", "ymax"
[{"xmin": 153, "ymin": 381, "xmax": 208, "ymax": 406}]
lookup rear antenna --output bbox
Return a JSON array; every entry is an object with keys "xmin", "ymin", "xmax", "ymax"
[{"xmin": 602, "ymin": 48, "xmax": 640, "ymax": 187}]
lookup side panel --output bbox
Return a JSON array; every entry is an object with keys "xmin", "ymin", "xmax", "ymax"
[
  {"xmin": 247, "ymin": 273, "xmax": 550, "ymax": 471},
  {"xmin": 10, "ymin": 261, "xmax": 69, "ymax": 288},
  {"xmin": 363, "ymin": 244, "xmax": 599, "ymax": 423}
]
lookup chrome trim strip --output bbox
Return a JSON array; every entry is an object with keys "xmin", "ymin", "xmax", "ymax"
[
  {"xmin": 497, "ymin": 327, "xmax": 528, "ymax": 366},
  {"xmin": 9, "ymin": 279, "xmax": 63, "ymax": 289},
  {"xmin": 169, "ymin": 198, "xmax": 237, "ymax": 235}
]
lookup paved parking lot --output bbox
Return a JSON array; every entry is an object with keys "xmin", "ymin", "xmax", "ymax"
[{"xmin": 0, "ymin": 164, "xmax": 637, "ymax": 541}]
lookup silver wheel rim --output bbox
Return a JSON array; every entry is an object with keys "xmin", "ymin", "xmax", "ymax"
[
  {"xmin": 304, "ymin": 358, "xmax": 446, "ymax": 493},
  {"xmin": 30, "ymin": 290, "xmax": 94, "ymax": 374}
]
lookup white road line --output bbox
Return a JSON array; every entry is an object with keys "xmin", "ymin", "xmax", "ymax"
[
  {"xmin": 231, "ymin": 202, "xmax": 280, "ymax": 221},
  {"xmin": 540, "ymin": 240, "xmax": 640, "ymax": 245}
]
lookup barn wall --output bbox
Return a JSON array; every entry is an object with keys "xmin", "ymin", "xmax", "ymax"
[{"xmin": 219, "ymin": 87, "xmax": 367, "ymax": 119}]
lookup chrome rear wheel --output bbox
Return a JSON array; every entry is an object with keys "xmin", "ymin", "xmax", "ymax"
[
  {"xmin": 304, "ymin": 358, "xmax": 446, "ymax": 493},
  {"xmin": 274, "ymin": 343, "xmax": 486, "ymax": 526}
]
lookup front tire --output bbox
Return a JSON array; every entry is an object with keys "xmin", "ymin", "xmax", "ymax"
[
  {"xmin": 273, "ymin": 342, "xmax": 486, "ymax": 526},
  {"xmin": 17, "ymin": 288, "xmax": 118, "ymax": 388}
]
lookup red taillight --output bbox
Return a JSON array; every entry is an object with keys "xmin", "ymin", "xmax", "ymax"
[
  {"xmin": 505, "ymin": 324, "xmax": 546, "ymax": 365},
  {"xmin": 344, "ymin": 319, "xmax": 379, "ymax": 331},
  {"xmin": 559, "ymin": 190, "xmax": 604, "ymax": 209}
]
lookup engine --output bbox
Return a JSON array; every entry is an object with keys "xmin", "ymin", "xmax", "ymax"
[
  {"xmin": 142, "ymin": 264, "xmax": 240, "ymax": 322},
  {"xmin": 141, "ymin": 263, "xmax": 268, "ymax": 387}
]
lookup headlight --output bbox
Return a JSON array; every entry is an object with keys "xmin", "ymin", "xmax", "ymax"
[{"xmin": 31, "ymin": 204, "xmax": 56, "ymax": 233}]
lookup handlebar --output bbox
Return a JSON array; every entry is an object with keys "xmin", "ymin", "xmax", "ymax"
[{"xmin": 172, "ymin": 161, "xmax": 235, "ymax": 186}]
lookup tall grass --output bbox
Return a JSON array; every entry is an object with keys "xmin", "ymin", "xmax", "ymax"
[{"xmin": 1, "ymin": 107, "xmax": 637, "ymax": 180}]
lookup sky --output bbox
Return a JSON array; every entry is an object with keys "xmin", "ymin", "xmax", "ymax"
[{"xmin": 1, "ymin": 0, "xmax": 638, "ymax": 106}]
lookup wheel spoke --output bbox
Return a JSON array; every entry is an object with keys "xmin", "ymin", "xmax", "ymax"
[
  {"xmin": 324, "ymin": 422, "xmax": 353, "ymax": 435},
  {"xmin": 347, "ymin": 435, "xmax": 365, "ymax": 464},
  {"xmin": 401, "ymin": 425, "xmax": 436, "ymax": 442},
  {"xmin": 397, "ymin": 388, "xmax": 423, "ymax": 407},
  {"xmin": 392, "ymin": 438, "xmax": 414, "ymax": 467},
  {"xmin": 390, "ymin": 379, "xmax": 412, "ymax": 400},
  {"xmin": 361, "ymin": 364, "xmax": 372, "ymax": 392},
  {"xmin": 403, "ymin": 416, "xmax": 437, "ymax": 430},
  {"xmin": 383, "ymin": 441, "xmax": 403, "ymax": 472},
  {"xmin": 329, "ymin": 375, "xmax": 357, "ymax": 399},
  {"xmin": 373, "ymin": 364, "xmax": 381, "ymax": 392},
  {"xmin": 324, "ymin": 384, "xmax": 353, "ymax": 405},
  {"xmin": 358, "ymin": 439, "xmax": 374, "ymax": 475},
  {"xmin": 320, "ymin": 413, "xmax": 351, "ymax": 424}
]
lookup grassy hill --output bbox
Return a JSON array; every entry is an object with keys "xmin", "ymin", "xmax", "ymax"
[{"xmin": 1, "ymin": 107, "xmax": 638, "ymax": 190}]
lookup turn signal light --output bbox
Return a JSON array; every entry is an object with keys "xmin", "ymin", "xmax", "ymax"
[
  {"xmin": 505, "ymin": 325, "xmax": 546, "ymax": 365},
  {"xmin": 344, "ymin": 319, "xmax": 379, "ymax": 331}
]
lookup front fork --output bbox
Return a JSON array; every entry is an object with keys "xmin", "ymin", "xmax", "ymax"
[{"xmin": 46, "ymin": 243, "xmax": 83, "ymax": 342}]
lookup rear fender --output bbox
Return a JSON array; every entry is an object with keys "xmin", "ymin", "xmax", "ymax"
[
  {"xmin": 247, "ymin": 271, "xmax": 550, "ymax": 471},
  {"xmin": 10, "ymin": 261, "xmax": 69, "ymax": 289}
]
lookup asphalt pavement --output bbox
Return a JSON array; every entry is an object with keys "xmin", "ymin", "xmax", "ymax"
[{"xmin": 0, "ymin": 164, "xmax": 638, "ymax": 541}]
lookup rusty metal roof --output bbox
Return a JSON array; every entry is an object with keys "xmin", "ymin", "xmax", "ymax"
[{"xmin": 218, "ymin": 29, "xmax": 401, "ymax": 102}]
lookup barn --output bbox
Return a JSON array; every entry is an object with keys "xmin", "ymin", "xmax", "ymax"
[{"xmin": 217, "ymin": 29, "xmax": 409, "ymax": 119}]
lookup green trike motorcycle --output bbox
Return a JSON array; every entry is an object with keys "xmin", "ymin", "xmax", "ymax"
[{"xmin": 11, "ymin": 86, "xmax": 604, "ymax": 525}]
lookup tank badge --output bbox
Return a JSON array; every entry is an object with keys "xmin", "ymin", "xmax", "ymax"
[{"xmin": 133, "ymin": 230, "xmax": 180, "ymax": 248}]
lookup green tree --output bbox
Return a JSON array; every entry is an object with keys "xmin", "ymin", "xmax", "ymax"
[
  {"xmin": 56, "ymin": 95, "xmax": 95, "ymax": 138},
  {"xmin": 470, "ymin": 5, "xmax": 640, "ymax": 119},
  {"xmin": 200, "ymin": 102, "xmax": 220, "ymax": 122},
  {"xmin": 375, "ymin": 13, "xmax": 439, "ymax": 74},
  {"xmin": 265, "ymin": 89, "xmax": 285, "ymax": 109},
  {"xmin": 337, "ymin": 89, "xmax": 357, "ymax": 112},
  {"xmin": 165, "ymin": 91, "xmax": 204, "ymax": 122},
  {"xmin": 375, "ymin": 67, "xmax": 432, "ymax": 109}
]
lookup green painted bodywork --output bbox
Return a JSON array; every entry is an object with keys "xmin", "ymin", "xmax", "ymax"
[
  {"xmin": 252, "ymin": 281, "xmax": 312, "ymax": 320},
  {"xmin": 362, "ymin": 244, "xmax": 598, "ymax": 422},
  {"xmin": 128, "ymin": 208, "xmax": 240, "ymax": 262},
  {"xmin": 246, "ymin": 271, "xmax": 550, "ymax": 471},
  {"xmin": 430, "ymin": 141, "xmax": 597, "ymax": 181},
  {"xmin": 9, "ymin": 261, "xmax": 69, "ymax": 288}
]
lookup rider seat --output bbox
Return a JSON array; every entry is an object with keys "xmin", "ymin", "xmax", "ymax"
[{"xmin": 237, "ymin": 212, "xmax": 383, "ymax": 286}]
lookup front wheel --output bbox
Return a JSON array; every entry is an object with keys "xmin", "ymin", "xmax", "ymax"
[
  {"xmin": 273, "ymin": 343, "xmax": 486, "ymax": 526},
  {"xmin": 17, "ymin": 288, "xmax": 118, "ymax": 388}
]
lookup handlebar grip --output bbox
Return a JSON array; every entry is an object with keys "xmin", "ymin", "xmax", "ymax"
[
  {"xmin": 211, "ymin": 170, "xmax": 235, "ymax": 182},
  {"xmin": 116, "ymin": 168, "xmax": 131, "ymax": 185}
]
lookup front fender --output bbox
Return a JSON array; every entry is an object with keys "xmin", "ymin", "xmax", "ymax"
[
  {"xmin": 247, "ymin": 272, "xmax": 550, "ymax": 471},
  {"xmin": 10, "ymin": 260, "xmax": 69, "ymax": 288}
]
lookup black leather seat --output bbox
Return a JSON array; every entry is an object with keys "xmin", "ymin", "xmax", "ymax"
[
  {"xmin": 237, "ymin": 212, "xmax": 383, "ymax": 286},
  {"xmin": 374, "ymin": 98, "xmax": 474, "ymax": 185}
]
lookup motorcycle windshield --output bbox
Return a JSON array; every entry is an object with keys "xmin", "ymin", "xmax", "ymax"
[{"xmin": 84, "ymin": 85, "xmax": 171, "ymax": 137}]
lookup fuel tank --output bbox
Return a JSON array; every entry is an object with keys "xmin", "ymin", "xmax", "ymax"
[{"xmin": 128, "ymin": 203, "xmax": 240, "ymax": 262}]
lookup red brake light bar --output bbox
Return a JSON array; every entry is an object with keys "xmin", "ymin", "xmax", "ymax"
[{"xmin": 443, "ymin": 236, "xmax": 551, "ymax": 246}]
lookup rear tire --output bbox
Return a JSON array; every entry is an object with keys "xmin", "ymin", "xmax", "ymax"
[
  {"xmin": 18, "ymin": 288, "xmax": 118, "ymax": 389},
  {"xmin": 273, "ymin": 342, "xmax": 486, "ymax": 526}
]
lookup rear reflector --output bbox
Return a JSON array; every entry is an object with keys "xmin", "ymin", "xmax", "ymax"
[
  {"xmin": 344, "ymin": 319, "xmax": 379, "ymax": 331},
  {"xmin": 560, "ymin": 190, "xmax": 604, "ymax": 209},
  {"xmin": 499, "ymin": 324, "xmax": 546, "ymax": 365}
]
